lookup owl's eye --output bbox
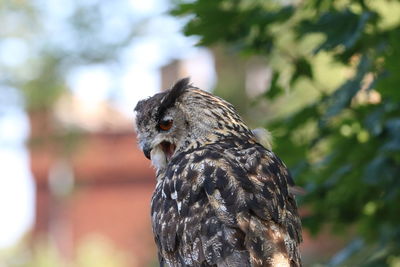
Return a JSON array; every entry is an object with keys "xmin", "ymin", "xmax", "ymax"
[{"xmin": 158, "ymin": 119, "xmax": 173, "ymax": 131}]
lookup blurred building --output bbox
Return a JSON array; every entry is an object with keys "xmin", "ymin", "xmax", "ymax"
[
  {"xmin": 29, "ymin": 95, "xmax": 157, "ymax": 267},
  {"xmin": 161, "ymin": 49, "xmax": 216, "ymax": 92}
]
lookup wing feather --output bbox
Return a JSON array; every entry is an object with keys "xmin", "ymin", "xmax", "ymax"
[
  {"xmin": 151, "ymin": 141, "xmax": 302, "ymax": 266},
  {"xmin": 204, "ymin": 143, "xmax": 302, "ymax": 266}
]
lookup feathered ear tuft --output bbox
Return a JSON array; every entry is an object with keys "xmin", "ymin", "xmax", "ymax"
[{"xmin": 156, "ymin": 77, "xmax": 191, "ymax": 121}]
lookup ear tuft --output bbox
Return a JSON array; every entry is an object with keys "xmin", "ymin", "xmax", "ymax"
[{"xmin": 156, "ymin": 77, "xmax": 191, "ymax": 121}]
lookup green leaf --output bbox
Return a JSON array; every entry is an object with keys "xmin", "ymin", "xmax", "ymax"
[
  {"xmin": 172, "ymin": 1, "xmax": 295, "ymax": 53},
  {"xmin": 381, "ymin": 119, "xmax": 400, "ymax": 152},
  {"xmin": 290, "ymin": 57, "xmax": 313, "ymax": 85},
  {"xmin": 323, "ymin": 164, "xmax": 352, "ymax": 188},
  {"xmin": 375, "ymin": 28, "xmax": 400, "ymax": 101},
  {"xmin": 264, "ymin": 72, "xmax": 283, "ymax": 99},
  {"xmin": 299, "ymin": 9, "xmax": 374, "ymax": 54},
  {"xmin": 363, "ymin": 156, "xmax": 391, "ymax": 185},
  {"xmin": 363, "ymin": 106, "xmax": 385, "ymax": 137},
  {"xmin": 323, "ymin": 55, "xmax": 371, "ymax": 120}
]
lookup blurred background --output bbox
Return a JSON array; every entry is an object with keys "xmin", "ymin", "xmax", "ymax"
[{"xmin": 0, "ymin": 0, "xmax": 399, "ymax": 266}]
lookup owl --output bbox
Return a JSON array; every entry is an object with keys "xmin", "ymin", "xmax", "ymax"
[{"xmin": 134, "ymin": 78, "xmax": 302, "ymax": 267}]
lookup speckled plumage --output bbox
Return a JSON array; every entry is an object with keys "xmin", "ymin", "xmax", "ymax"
[{"xmin": 134, "ymin": 78, "xmax": 302, "ymax": 267}]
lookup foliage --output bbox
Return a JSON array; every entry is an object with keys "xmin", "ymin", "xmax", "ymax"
[{"xmin": 172, "ymin": 0, "xmax": 400, "ymax": 265}]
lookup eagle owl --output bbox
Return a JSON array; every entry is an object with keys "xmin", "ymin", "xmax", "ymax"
[{"xmin": 134, "ymin": 78, "xmax": 302, "ymax": 267}]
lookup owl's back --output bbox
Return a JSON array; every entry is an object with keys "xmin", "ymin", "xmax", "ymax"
[{"xmin": 151, "ymin": 137, "xmax": 301, "ymax": 267}]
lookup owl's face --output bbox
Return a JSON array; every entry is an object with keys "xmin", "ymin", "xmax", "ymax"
[
  {"xmin": 134, "ymin": 78, "xmax": 253, "ymax": 171},
  {"xmin": 134, "ymin": 79, "xmax": 192, "ymax": 170},
  {"xmin": 134, "ymin": 99, "xmax": 187, "ymax": 170}
]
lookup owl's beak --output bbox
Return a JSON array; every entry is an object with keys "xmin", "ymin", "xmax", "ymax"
[
  {"xmin": 143, "ymin": 144, "xmax": 152, "ymax": 159},
  {"xmin": 160, "ymin": 141, "xmax": 176, "ymax": 161}
]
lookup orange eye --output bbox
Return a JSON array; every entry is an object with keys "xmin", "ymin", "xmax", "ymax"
[{"xmin": 159, "ymin": 119, "xmax": 173, "ymax": 131}]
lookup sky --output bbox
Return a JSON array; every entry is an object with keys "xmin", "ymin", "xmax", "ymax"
[
  {"xmin": 0, "ymin": 0, "xmax": 215, "ymax": 249},
  {"xmin": 0, "ymin": 105, "xmax": 34, "ymax": 248}
]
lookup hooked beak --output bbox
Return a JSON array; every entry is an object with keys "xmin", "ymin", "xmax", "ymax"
[{"xmin": 143, "ymin": 144, "xmax": 152, "ymax": 159}]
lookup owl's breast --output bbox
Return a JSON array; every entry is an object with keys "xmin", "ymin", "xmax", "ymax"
[
  {"xmin": 149, "ymin": 146, "xmax": 252, "ymax": 266},
  {"xmin": 151, "ymin": 167, "xmax": 215, "ymax": 265}
]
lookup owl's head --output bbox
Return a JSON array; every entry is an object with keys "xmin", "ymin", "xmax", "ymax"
[{"xmin": 134, "ymin": 78, "xmax": 253, "ymax": 170}]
